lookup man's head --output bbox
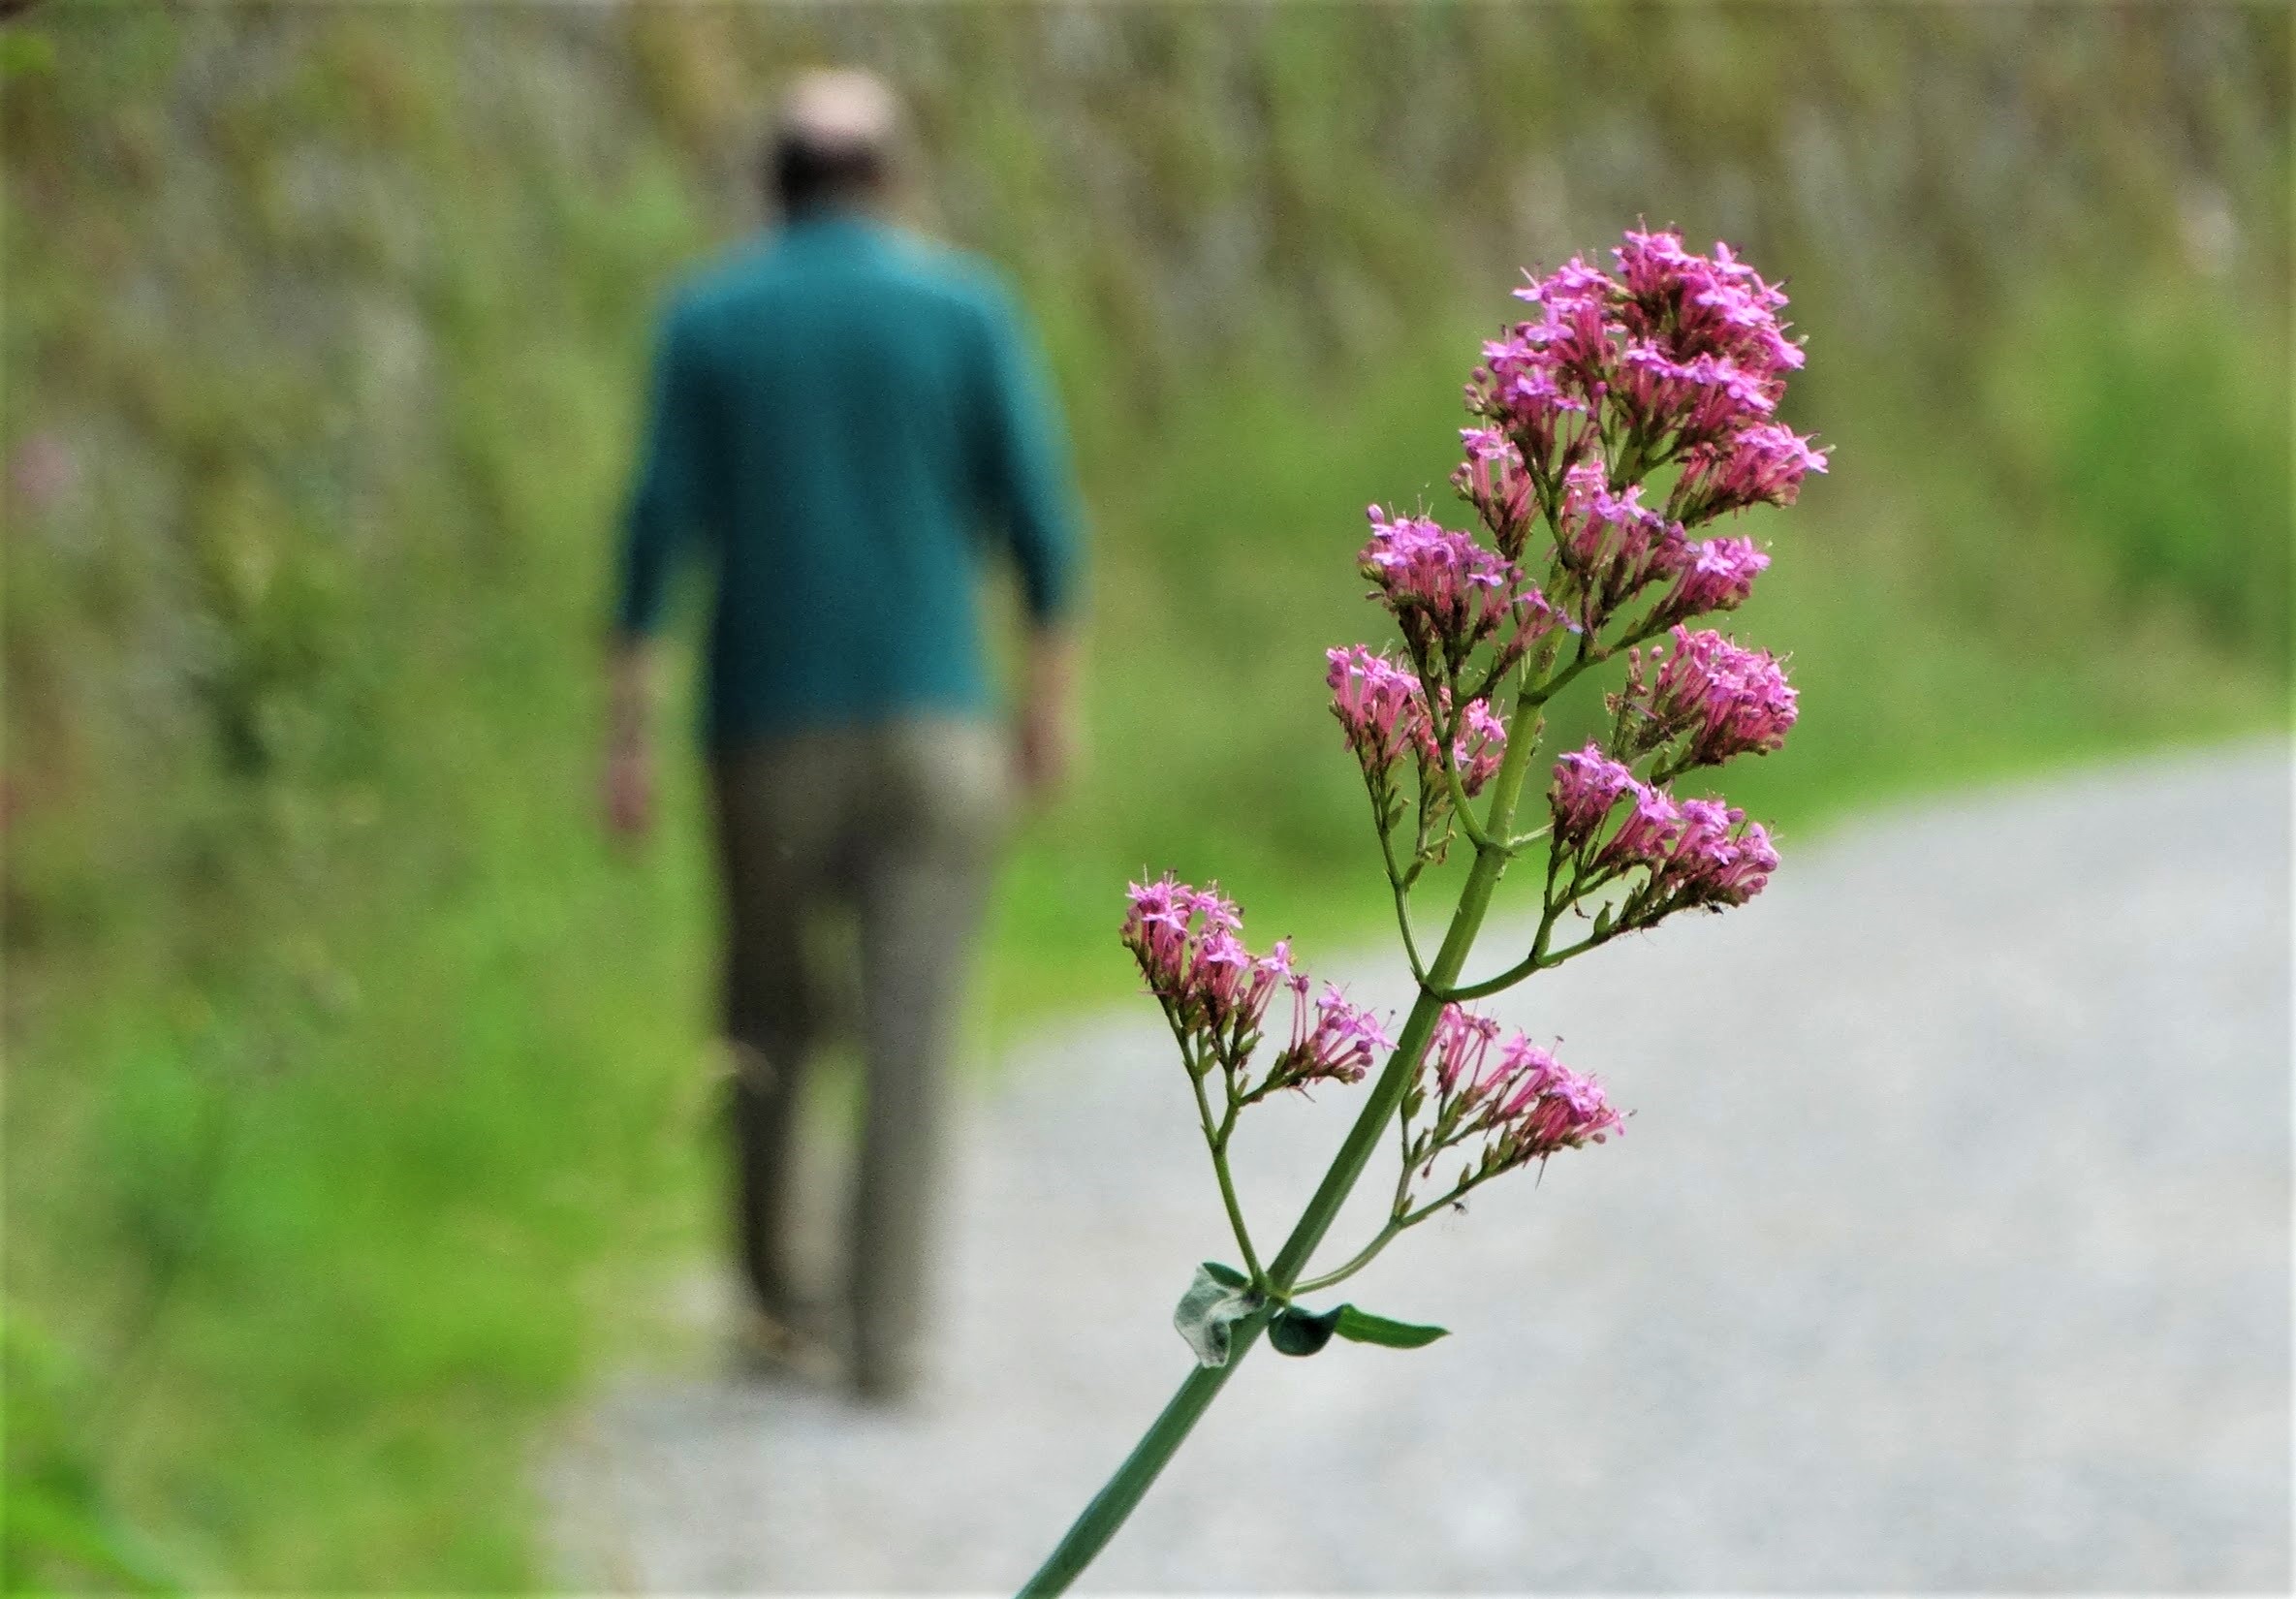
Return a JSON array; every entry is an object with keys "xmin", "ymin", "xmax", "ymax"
[{"xmin": 767, "ymin": 69, "xmax": 901, "ymax": 218}]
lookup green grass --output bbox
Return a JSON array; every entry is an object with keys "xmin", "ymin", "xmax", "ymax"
[
  {"xmin": 985, "ymin": 312, "xmax": 2288, "ymax": 1027},
  {"xmin": 12, "ymin": 343, "xmax": 2289, "ymax": 1593},
  {"xmin": 4, "ymin": 8, "xmax": 2289, "ymax": 1592},
  {"xmin": 11, "ymin": 297, "xmax": 2288, "ymax": 1593}
]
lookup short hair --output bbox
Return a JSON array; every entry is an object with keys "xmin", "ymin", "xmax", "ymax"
[{"xmin": 767, "ymin": 69, "xmax": 899, "ymax": 215}]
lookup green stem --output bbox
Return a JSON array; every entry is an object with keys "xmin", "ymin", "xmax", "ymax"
[
  {"xmin": 1431, "ymin": 846, "xmax": 1567, "ymax": 1002},
  {"xmin": 1014, "ymin": 1316, "xmax": 1263, "ymax": 1597},
  {"xmin": 1400, "ymin": 1167, "xmax": 1505, "ymax": 1229},
  {"xmin": 1192, "ymin": 1073, "xmax": 1263, "ymax": 1284},
  {"xmin": 1018, "ymin": 665, "xmax": 1553, "ymax": 1597},
  {"xmin": 1426, "ymin": 694, "xmax": 1500, "ymax": 855},
  {"xmin": 1289, "ymin": 1218, "xmax": 1402, "ymax": 1296},
  {"xmin": 1377, "ymin": 825, "xmax": 1430, "ymax": 983}
]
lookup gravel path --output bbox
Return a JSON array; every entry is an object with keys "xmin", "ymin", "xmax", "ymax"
[{"xmin": 548, "ymin": 744, "xmax": 2291, "ymax": 1592}]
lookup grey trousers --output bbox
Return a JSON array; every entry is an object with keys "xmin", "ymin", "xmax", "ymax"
[{"xmin": 709, "ymin": 718, "xmax": 1007, "ymax": 1390}]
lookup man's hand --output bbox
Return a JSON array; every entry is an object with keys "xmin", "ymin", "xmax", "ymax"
[
  {"xmin": 603, "ymin": 739, "xmax": 656, "ymax": 839},
  {"xmin": 1017, "ymin": 692, "xmax": 1075, "ymax": 803},
  {"xmin": 1016, "ymin": 626, "xmax": 1081, "ymax": 806},
  {"xmin": 604, "ymin": 636, "xmax": 661, "ymax": 842}
]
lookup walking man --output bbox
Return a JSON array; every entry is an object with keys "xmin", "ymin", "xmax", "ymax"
[{"xmin": 602, "ymin": 70, "xmax": 1084, "ymax": 1402}]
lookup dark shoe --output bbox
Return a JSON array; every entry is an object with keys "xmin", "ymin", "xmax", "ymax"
[
  {"xmin": 847, "ymin": 1344, "xmax": 923, "ymax": 1409},
  {"xmin": 732, "ymin": 1304, "xmax": 840, "ymax": 1387}
]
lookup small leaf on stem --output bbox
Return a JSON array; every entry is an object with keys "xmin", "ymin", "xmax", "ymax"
[
  {"xmin": 1269, "ymin": 1303, "xmax": 1343, "ymax": 1357},
  {"xmin": 1173, "ymin": 1264, "xmax": 1262, "ymax": 1367},
  {"xmin": 1333, "ymin": 1306, "xmax": 1450, "ymax": 1349}
]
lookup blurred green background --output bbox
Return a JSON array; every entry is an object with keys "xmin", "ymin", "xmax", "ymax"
[{"xmin": 3, "ymin": 4, "xmax": 2287, "ymax": 1588}]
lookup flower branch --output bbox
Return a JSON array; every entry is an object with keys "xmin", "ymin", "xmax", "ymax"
[{"xmin": 1022, "ymin": 227, "xmax": 1826, "ymax": 1597}]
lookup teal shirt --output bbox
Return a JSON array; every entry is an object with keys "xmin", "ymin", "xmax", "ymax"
[{"xmin": 614, "ymin": 213, "xmax": 1082, "ymax": 748}]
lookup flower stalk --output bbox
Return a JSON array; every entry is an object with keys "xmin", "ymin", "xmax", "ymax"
[
  {"xmin": 1022, "ymin": 675, "xmax": 1541, "ymax": 1597},
  {"xmin": 1022, "ymin": 229, "xmax": 1824, "ymax": 1595}
]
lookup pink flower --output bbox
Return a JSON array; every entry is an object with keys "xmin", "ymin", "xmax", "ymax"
[
  {"xmin": 1651, "ymin": 800, "xmax": 1779, "ymax": 909},
  {"xmin": 1552, "ymin": 461, "xmax": 1692, "ymax": 630},
  {"xmin": 1555, "ymin": 772, "xmax": 1784, "ymax": 920},
  {"xmin": 1483, "ymin": 1035, "xmax": 1564, "ymax": 1118},
  {"xmin": 1614, "ymin": 229, "xmax": 1804, "ymax": 386},
  {"xmin": 1549, "ymin": 743, "xmax": 1637, "ymax": 850},
  {"xmin": 1473, "ymin": 336, "xmax": 1594, "ymax": 476},
  {"xmin": 1120, "ymin": 876, "xmax": 1290, "ymax": 1051},
  {"xmin": 1451, "ymin": 698, "xmax": 1509, "ymax": 797},
  {"xmin": 1616, "ymin": 342, "xmax": 1777, "ymax": 446},
  {"xmin": 1182, "ymin": 882, "xmax": 1242, "ymax": 935},
  {"xmin": 1594, "ymin": 231, "xmax": 1823, "ymax": 484},
  {"xmin": 1492, "ymin": 1055, "xmax": 1625, "ymax": 1163},
  {"xmin": 1623, "ymin": 626, "xmax": 1798, "ymax": 767},
  {"xmin": 1264, "ymin": 983, "xmax": 1394, "ymax": 1094},
  {"xmin": 1651, "ymin": 535, "xmax": 1769, "ymax": 626},
  {"xmin": 1190, "ymin": 928, "xmax": 1290, "ymax": 1042},
  {"xmin": 1431, "ymin": 1027, "xmax": 1627, "ymax": 1170},
  {"xmin": 1514, "ymin": 255, "xmax": 1619, "ymax": 310},
  {"xmin": 1429, "ymin": 1003, "xmax": 1503, "ymax": 1099},
  {"xmin": 1359, "ymin": 508, "xmax": 1545, "ymax": 673},
  {"xmin": 1487, "ymin": 352, "xmax": 1593, "ymax": 470},
  {"xmin": 1451, "ymin": 426, "xmax": 1535, "ymax": 557},
  {"xmin": 1595, "ymin": 780, "xmax": 1685, "ymax": 868},
  {"xmin": 1463, "ymin": 257, "xmax": 1621, "ymax": 479},
  {"xmin": 1409, "ymin": 689, "xmax": 1509, "ymax": 796},
  {"xmin": 1675, "ymin": 423, "xmax": 1830, "ymax": 521},
  {"xmin": 1332, "ymin": 650, "xmax": 1511, "ymax": 803},
  {"xmin": 1327, "ymin": 645, "xmax": 1429, "ymax": 780},
  {"xmin": 1507, "ymin": 256, "xmax": 1621, "ymax": 386},
  {"xmin": 1710, "ymin": 818, "xmax": 1779, "ymax": 904},
  {"xmin": 1120, "ymin": 873, "xmax": 1197, "ymax": 999}
]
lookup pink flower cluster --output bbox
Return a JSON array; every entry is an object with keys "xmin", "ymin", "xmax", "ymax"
[
  {"xmin": 1549, "ymin": 743, "xmax": 1639, "ymax": 850},
  {"xmin": 1326, "ymin": 647, "xmax": 1508, "ymax": 800},
  {"xmin": 1472, "ymin": 268, "xmax": 1606, "ymax": 480},
  {"xmin": 1547, "ymin": 742, "xmax": 1780, "ymax": 911},
  {"xmin": 1553, "ymin": 461, "xmax": 1688, "ymax": 629},
  {"xmin": 1488, "ymin": 453, "xmax": 1773, "ymax": 639},
  {"xmin": 1447, "ymin": 697, "xmax": 1508, "ymax": 796},
  {"xmin": 1263, "ymin": 983, "xmax": 1397, "ymax": 1095},
  {"xmin": 1452, "ymin": 426, "xmax": 1535, "ymax": 558},
  {"xmin": 1620, "ymin": 627, "xmax": 1798, "ymax": 767},
  {"xmin": 1425, "ymin": 1004, "xmax": 1624, "ymax": 1168},
  {"xmin": 1610, "ymin": 230, "xmax": 1800, "ymax": 446},
  {"xmin": 1326, "ymin": 646, "xmax": 1425, "ymax": 779},
  {"xmin": 1607, "ymin": 790, "xmax": 1781, "ymax": 909},
  {"xmin": 1661, "ymin": 797, "xmax": 1780, "ymax": 908},
  {"xmin": 1675, "ymin": 422, "xmax": 1831, "ymax": 523},
  {"xmin": 1598, "ymin": 781, "xmax": 1686, "ymax": 870},
  {"xmin": 1121, "ymin": 875, "xmax": 1292, "ymax": 1056},
  {"xmin": 1428, "ymin": 1003, "xmax": 1501, "ymax": 1095},
  {"xmin": 1652, "ymin": 535, "xmax": 1769, "ymax": 628},
  {"xmin": 1615, "ymin": 230, "xmax": 1803, "ymax": 383},
  {"xmin": 1121, "ymin": 874, "xmax": 1388, "ymax": 1092},
  {"xmin": 1467, "ymin": 230, "xmax": 1826, "ymax": 533},
  {"xmin": 1506, "ymin": 259, "xmax": 1618, "ymax": 396},
  {"xmin": 1358, "ymin": 507, "xmax": 1555, "ymax": 674},
  {"xmin": 1615, "ymin": 343, "xmax": 1776, "ymax": 450}
]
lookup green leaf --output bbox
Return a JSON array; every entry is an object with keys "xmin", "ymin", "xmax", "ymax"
[
  {"xmin": 1173, "ymin": 1264, "xmax": 1261, "ymax": 1368},
  {"xmin": 1269, "ymin": 1302, "xmax": 1342, "ymax": 1357},
  {"xmin": 0, "ymin": 33, "xmax": 59, "ymax": 82},
  {"xmin": 1333, "ymin": 1305, "xmax": 1450, "ymax": 1349}
]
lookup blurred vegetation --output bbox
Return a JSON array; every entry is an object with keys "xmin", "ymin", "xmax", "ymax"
[{"xmin": 3, "ymin": 4, "xmax": 2287, "ymax": 1588}]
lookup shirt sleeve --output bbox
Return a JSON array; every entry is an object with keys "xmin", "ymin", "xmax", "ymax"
[
  {"xmin": 971, "ymin": 285, "xmax": 1084, "ymax": 626},
  {"xmin": 613, "ymin": 298, "xmax": 712, "ymax": 638}
]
